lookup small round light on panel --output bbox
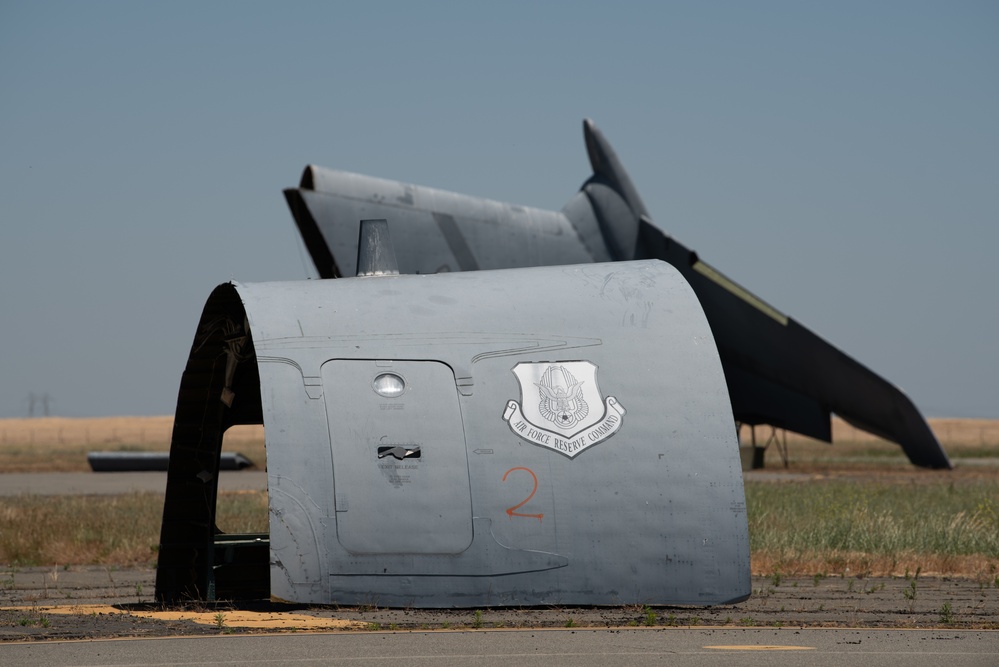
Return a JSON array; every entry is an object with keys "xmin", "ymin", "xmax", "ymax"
[{"xmin": 373, "ymin": 373, "xmax": 406, "ymax": 398}]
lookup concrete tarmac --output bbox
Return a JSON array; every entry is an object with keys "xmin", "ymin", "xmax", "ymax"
[
  {"xmin": 1, "ymin": 628, "xmax": 997, "ymax": 667},
  {"xmin": 3, "ymin": 568, "xmax": 998, "ymax": 638}
]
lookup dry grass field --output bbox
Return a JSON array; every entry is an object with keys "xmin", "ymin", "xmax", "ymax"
[
  {"xmin": 0, "ymin": 414, "xmax": 995, "ymax": 473},
  {"xmin": 0, "ymin": 417, "xmax": 265, "ymax": 472},
  {"xmin": 739, "ymin": 417, "xmax": 999, "ymax": 471}
]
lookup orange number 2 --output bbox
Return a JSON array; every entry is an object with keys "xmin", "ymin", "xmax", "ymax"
[{"xmin": 502, "ymin": 467, "xmax": 543, "ymax": 522}]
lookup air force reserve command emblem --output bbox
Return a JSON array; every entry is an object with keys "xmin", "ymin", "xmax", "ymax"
[{"xmin": 503, "ymin": 361, "xmax": 626, "ymax": 458}]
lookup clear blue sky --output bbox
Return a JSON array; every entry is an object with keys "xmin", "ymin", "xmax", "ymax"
[{"xmin": 1, "ymin": 1, "xmax": 996, "ymax": 419}]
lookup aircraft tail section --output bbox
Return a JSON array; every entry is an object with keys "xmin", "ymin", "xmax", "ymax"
[
  {"xmin": 284, "ymin": 166, "xmax": 599, "ymax": 278},
  {"xmin": 282, "ymin": 119, "xmax": 951, "ymax": 469},
  {"xmin": 564, "ymin": 119, "xmax": 646, "ymax": 261},
  {"xmin": 583, "ymin": 117, "xmax": 650, "ymax": 221},
  {"xmin": 567, "ymin": 120, "xmax": 950, "ymax": 468},
  {"xmin": 635, "ymin": 223, "xmax": 950, "ymax": 468}
]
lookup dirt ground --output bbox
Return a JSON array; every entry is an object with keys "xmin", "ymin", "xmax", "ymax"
[{"xmin": 1, "ymin": 566, "xmax": 997, "ymax": 641}]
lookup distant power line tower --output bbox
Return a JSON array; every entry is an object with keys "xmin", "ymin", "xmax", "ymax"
[{"xmin": 27, "ymin": 392, "xmax": 53, "ymax": 417}]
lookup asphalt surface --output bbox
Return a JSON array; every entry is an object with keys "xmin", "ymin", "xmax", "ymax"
[
  {"xmin": 2, "ymin": 568, "xmax": 998, "ymax": 640},
  {"xmin": 1, "ymin": 628, "xmax": 997, "ymax": 667}
]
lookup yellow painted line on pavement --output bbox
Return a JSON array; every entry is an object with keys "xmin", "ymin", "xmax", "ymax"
[
  {"xmin": 705, "ymin": 645, "xmax": 815, "ymax": 651},
  {"xmin": 9, "ymin": 604, "xmax": 365, "ymax": 630}
]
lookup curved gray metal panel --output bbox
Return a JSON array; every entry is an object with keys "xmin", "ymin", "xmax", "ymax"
[
  {"xmin": 285, "ymin": 166, "xmax": 599, "ymax": 279},
  {"xmin": 232, "ymin": 260, "xmax": 748, "ymax": 606}
]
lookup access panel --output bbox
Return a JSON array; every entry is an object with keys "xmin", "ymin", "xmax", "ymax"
[{"xmin": 322, "ymin": 359, "xmax": 473, "ymax": 555}]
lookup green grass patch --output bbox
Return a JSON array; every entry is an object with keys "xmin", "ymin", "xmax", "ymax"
[
  {"xmin": 0, "ymin": 491, "xmax": 268, "ymax": 566},
  {"xmin": 3, "ymin": 480, "xmax": 998, "ymax": 576},
  {"xmin": 746, "ymin": 479, "xmax": 999, "ymax": 573}
]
